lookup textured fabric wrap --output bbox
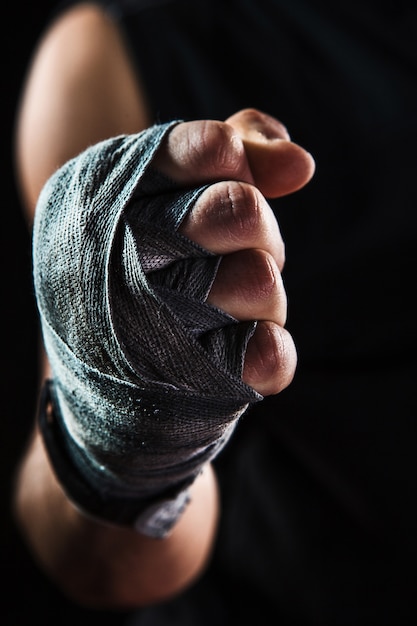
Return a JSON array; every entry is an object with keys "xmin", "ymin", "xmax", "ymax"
[{"xmin": 33, "ymin": 121, "xmax": 261, "ymax": 535}]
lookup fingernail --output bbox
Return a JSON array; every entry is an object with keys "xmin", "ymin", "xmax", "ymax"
[{"xmin": 228, "ymin": 108, "xmax": 291, "ymax": 141}]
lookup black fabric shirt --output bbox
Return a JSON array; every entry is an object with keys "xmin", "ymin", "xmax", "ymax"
[{"xmin": 61, "ymin": 1, "xmax": 417, "ymax": 623}]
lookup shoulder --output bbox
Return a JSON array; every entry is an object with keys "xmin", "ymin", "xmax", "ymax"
[
  {"xmin": 28, "ymin": 2, "xmax": 146, "ymax": 118},
  {"xmin": 16, "ymin": 2, "xmax": 151, "ymax": 215}
]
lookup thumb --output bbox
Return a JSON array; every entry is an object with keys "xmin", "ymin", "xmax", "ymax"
[{"xmin": 225, "ymin": 108, "xmax": 315, "ymax": 198}]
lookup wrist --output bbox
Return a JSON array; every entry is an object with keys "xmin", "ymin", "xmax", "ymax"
[{"xmin": 38, "ymin": 379, "xmax": 193, "ymax": 537}]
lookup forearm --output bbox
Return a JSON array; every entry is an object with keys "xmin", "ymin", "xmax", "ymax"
[{"xmin": 13, "ymin": 425, "xmax": 219, "ymax": 609}]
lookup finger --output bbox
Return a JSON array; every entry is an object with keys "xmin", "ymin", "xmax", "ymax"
[
  {"xmin": 206, "ymin": 249, "xmax": 287, "ymax": 326},
  {"xmin": 153, "ymin": 118, "xmax": 254, "ymax": 187},
  {"xmin": 242, "ymin": 322, "xmax": 297, "ymax": 396},
  {"xmin": 179, "ymin": 180, "xmax": 286, "ymax": 270},
  {"xmin": 225, "ymin": 108, "xmax": 316, "ymax": 198},
  {"xmin": 153, "ymin": 109, "xmax": 315, "ymax": 199}
]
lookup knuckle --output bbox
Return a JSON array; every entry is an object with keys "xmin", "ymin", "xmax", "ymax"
[
  {"xmin": 208, "ymin": 249, "xmax": 286, "ymax": 325},
  {"xmin": 258, "ymin": 324, "xmax": 287, "ymax": 377},
  {"xmin": 191, "ymin": 180, "xmax": 264, "ymax": 249},
  {"xmin": 189, "ymin": 120, "xmax": 246, "ymax": 179},
  {"xmin": 243, "ymin": 322, "xmax": 296, "ymax": 394},
  {"xmin": 223, "ymin": 249, "xmax": 285, "ymax": 320},
  {"xmin": 243, "ymin": 249, "xmax": 279, "ymax": 303},
  {"xmin": 221, "ymin": 181, "xmax": 263, "ymax": 244}
]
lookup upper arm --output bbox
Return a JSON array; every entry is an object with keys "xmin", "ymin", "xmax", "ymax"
[{"xmin": 15, "ymin": 2, "xmax": 151, "ymax": 220}]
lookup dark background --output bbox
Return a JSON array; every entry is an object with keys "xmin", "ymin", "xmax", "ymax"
[{"xmin": 1, "ymin": 3, "xmax": 125, "ymax": 624}]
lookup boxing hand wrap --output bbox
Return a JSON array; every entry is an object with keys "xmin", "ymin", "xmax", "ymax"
[{"xmin": 33, "ymin": 122, "xmax": 262, "ymax": 537}]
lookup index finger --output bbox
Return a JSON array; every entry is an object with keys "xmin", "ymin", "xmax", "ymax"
[
  {"xmin": 153, "ymin": 118, "xmax": 254, "ymax": 187},
  {"xmin": 153, "ymin": 109, "xmax": 315, "ymax": 198}
]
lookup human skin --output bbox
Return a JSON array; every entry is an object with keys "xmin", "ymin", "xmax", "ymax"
[{"xmin": 13, "ymin": 3, "xmax": 314, "ymax": 608}]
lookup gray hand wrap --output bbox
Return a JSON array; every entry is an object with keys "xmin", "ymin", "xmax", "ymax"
[{"xmin": 33, "ymin": 121, "xmax": 261, "ymax": 536}]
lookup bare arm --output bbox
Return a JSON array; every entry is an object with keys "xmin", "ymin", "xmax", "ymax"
[
  {"xmin": 13, "ymin": 4, "xmax": 220, "ymax": 608},
  {"xmin": 14, "ymin": 422, "xmax": 219, "ymax": 608},
  {"xmin": 15, "ymin": 3, "xmax": 150, "ymax": 217},
  {"xmin": 13, "ymin": 2, "xmax": 314, "ymax": 610}
]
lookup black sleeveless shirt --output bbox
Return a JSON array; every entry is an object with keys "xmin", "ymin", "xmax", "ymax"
[{"xmin": 63, "ymin": 2, "xmax": 417, "ymax": 623}]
